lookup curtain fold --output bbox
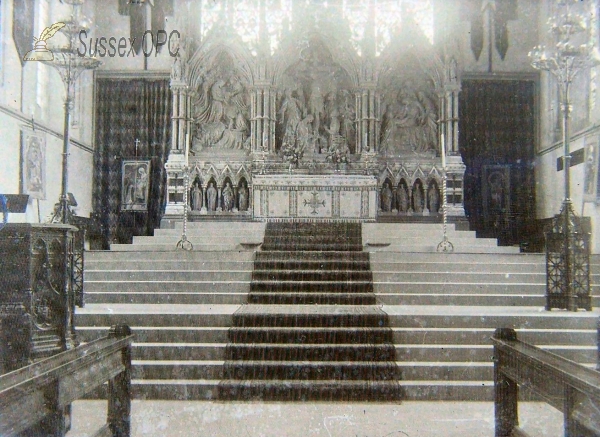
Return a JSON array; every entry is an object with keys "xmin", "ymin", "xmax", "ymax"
[{"xmin": 93, "ymin": 79, "xmax": 172, "ymax": 247}]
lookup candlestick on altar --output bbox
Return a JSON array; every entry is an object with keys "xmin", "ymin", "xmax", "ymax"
[
  {"xmin": 440, "ymin": 132, "xmax": 446, "ymax": 170},
  {"xmin": 185, "ymin": 133, "xmax": 190, "ymax": 166}
]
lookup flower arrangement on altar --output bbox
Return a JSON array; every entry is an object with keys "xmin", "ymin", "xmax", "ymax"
[
  {"xmin": 325, "ymin": 140, "xmax": 349, "ymax": 166},
  {"xmin": 281, "ymin": 138, "xmax": 305, "ymax": 169}
]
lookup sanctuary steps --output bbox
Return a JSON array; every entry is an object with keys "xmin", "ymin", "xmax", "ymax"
[{"xmin": 75, "ymin": 221, "xmax": 600, "ymax": 401}]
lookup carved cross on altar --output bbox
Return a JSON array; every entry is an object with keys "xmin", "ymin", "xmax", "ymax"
[
  {"xmin": 304, "ymin": 191, "xmax": 326, "ymax": 215},
  {"xmin": 134, "ymin": 138, "xmax": 141, "ymax": 157}
]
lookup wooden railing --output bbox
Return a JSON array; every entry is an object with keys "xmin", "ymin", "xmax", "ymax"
[
  {"xmin": 0, "ymin": 325, "xmax": 133, "ymax": 437},
  {"xmin": 492, "ymin": 328, "xmax": 600, "ymax": 437}
]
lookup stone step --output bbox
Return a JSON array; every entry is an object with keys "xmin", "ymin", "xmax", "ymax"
[
  {"xmin": 75, "ymin": 304, "xmax": 238, "ymax": 327},
  {"xmin": 248, "ymin": 292, "xmax": 377, "ymax": 305},
  {"xmin": 131, "ymin": 360, "xmax": 224, "ymax": 380},
  {"xmin": 249, "ymin": 280, "xmax": 374, "ymax": 293},
  {"xmin": 85, "ymin": 261, "xmax": 254, "ymax": 271},
  {"xmin": 108, "ymin": 379, "xmax": 496, "ymax": 401},
  {"xmin": 256, "ymin": 251, "xmax": 369, "ymax": 262},
  {"xmin": 371, "ymin": 262, "xmax": 544, "ymax": 273},
  {"xmin": 129, "ymin": 360, "xmax": 496, "ymax": 382},
  {"xmin": 222, "ymin": 361, "xmax": 398, "ymax": 380},
  {"xmin": 75, "ymin": 326, "xmax": 596, "ymax": 346},
  {"xmin": 375, "ymin": 293, "xmax": 545, "ymax": 306},
  {"xmin": 369, "ymin": 252, "xmax": 544, "ymax": 263},
  {"xmin": 92, "ymin": 379, "xmax": 496, "ymax": 401},
  {"xmin": 75, "ymin": 304, "xmax": 599, "ymax": 331},
  {"xmin": 83, "ymin": 281, "xmax": 250, "ymax": 293},
  {"xmin": 254, "ymin": 259, "xmax": 371, "ymax": 271},
  {"xmin": 154, "ymin": 229, "xmax": 265, "ymax": 237},
  {"xmin": 172, "ymin": 222, "xmax": 266, "ymax": 230},
  {"xmin": 252, "ymin": 269, "xmax": 373, "ymax": 282},
  {"xmin": 86, "ymin": 250, "xmax": 255, "ymax": 262},
  {"xmin": 85, "ymin": 270, "xmax": 251, "ymax": 281},
  {"xmin": 364, "ymin": 237, "xmax": 503, "ymax": 246},
  {"xmin": 365, "ymin": 245, "xmax": 521, "ymax": 254},
  {"xmin": 84, "ymin": 291, "xmax": 247, "ymax": 305},
  {"xmin": 373, "ymin": 271, "xmax": 544, "ymax": 284},
  {"xmin": 217, "ymin": 379, "xmax": 401, "ymax": 401},
  {"xmin": 375, "ymin": 282, "xmax": 546, "ymax": 294},
  {"xmin": 128, "ymin": 342, "xmax": 596, "ymax": 363},
  {"xmin": 132, "ymin": 343, "xmax": 225, "ymax": 360},
  {"xmin": 76, "ymin": 326, "xmax": 230, "ymax": 343},
  {"xmin": 109, "ymin": 243, "xmax": 260, "ymax": 252},
  {"xmin": 133, "ymin": 236, "xmax": 265, "ymax": 245}
]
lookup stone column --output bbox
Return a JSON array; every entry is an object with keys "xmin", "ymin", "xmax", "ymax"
[
  {"xmin": 201, "ymin": 186, "xmax": 207, "ymax": 214},
  {"xmin": 164, "ymin": 60, "xmax": 190, "ymax": 218},
  {"xmin": 251, "ymin": 83, "xmax": 276, "ymax": 154},
  {"xmin": 440, "ymin": 57, "xmax": 465, "ymax": 217},
  {"xmin": 217, "ymin": 185, "xmax": 223, "ymax": 212},
  {"xmin": 356, "ymin": 84, "xmax": 379, "ymax": 156}
]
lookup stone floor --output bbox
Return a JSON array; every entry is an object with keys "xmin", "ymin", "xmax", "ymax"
[{"xmin": 68, "ymin": 400, "xmax": 563, "ymax": 436}]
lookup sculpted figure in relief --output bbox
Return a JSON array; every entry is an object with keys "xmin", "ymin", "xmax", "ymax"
[
  {"xmin": 192, "ymin": 54, "xmax": 249, "ymax": 152},
  {"xmin": 207, "ymin": 182, "xmax": 217, "ymax": 212},
  {"xmin": 222, "ymin": 182, "xmax": 234, "ymax": 212},
  {"xmin": 428, "ymin": 184, "xmax": 440, "ymax": 213},
  {"xmin": 238, "ymin": 182, "xmax": 249, "ymax": 212},
  {"xmin": 191, "ymin": 181, "xmax": 203, "ymax": 211},
  {"xmin": 380, "ymin": 82, "xmax": 438, "ymax": 157},
  {"xmin": 381, "ymin": 183, "xmax": 393, "ymax": 212},
  {"xmin": 397, "ymin": 185, "xmax": 409, "ymax": 213}
]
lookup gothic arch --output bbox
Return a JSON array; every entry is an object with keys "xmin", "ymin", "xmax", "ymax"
[
  {"xmin": 273, "ymin": 30, "xmax": 360, "ymax": 89},
  {"xmin": 187, "ymin": 33, "xmax": 255, "ymax": 88}
]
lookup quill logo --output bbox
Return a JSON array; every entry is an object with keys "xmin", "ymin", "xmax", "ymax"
[{"xmin": 23, "ymin": 22, "xmax": 65, "ymax": 62}]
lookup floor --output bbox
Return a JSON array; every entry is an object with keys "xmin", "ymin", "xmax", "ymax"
[{"xmin": 68, "ymin": 401, "xmax": 563, "ymax": 437}]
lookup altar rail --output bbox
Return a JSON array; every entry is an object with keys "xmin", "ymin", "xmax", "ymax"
[
  {"xmin": 0, "ymin": 325, "xmax": 133, "ymax": 437},
  {"xmin": 492, "ymin": 328, "xmax": 600, "ymax": 437}
]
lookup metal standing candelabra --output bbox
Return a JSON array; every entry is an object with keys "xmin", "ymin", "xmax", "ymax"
[
  {"xmin": 45, "ymin": 0, "xmax": 100, "ymax": 224},
  {"xmin": 529, "ymin": 0, "xmax": 598, "ymax": 311},
  {"xmin": 437, "ymin": 133, "xmax": 454, "ymax": 253},
  {"xmin": 176, "ymin": 166, "xmax": 194, "ymax": 251},
  {"xmin": 437, "ymin": 172, "xmax": 454, "ymax": 253}
]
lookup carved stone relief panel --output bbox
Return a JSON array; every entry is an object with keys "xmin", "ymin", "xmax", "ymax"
[
  {"xmin": 191, "ymin": 51, "xmax": 251, "ymax": 152},
  {"xmin": 277, "ymin": 36, "xmax": 356, "ymax": 156},
  {"xmin": 379, "ymin": 76, "xmax": 438, "ymax": 157}
]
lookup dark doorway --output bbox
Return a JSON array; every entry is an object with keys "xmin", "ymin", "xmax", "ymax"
[{"xmin": 459, "ymin": 78, "xmax": 537, "ymax": 246}]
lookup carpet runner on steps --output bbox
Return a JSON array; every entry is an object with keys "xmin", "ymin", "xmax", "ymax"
[{"xmin": 218, "ymin": 222, "xmax": 402, "ymax": 401}]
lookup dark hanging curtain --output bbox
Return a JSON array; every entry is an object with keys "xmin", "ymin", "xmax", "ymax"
[
  {"xmin": 93, "ymin": 78, "xmax": 172, "ymax": 247},
  {"xmin": 459, "ymin": 79, "xmax": 536, "ymax": 246}
]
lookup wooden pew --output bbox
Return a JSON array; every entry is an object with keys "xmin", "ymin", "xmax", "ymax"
[
  {"xmin": 492, "ymin": 327, "xmax": 600, "ymax": 437},
  {"xmin": 0, "ymin": 325, "xmax": 133, "ymax": 437}
]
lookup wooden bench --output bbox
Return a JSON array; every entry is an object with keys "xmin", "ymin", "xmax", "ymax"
[
  {"xmin": 492, "ymin": 327, "xmax": 600, "ymax": 437},
  {"xmin": 0, "ymin": 325, "xmax": 133, "ymax": 437}
]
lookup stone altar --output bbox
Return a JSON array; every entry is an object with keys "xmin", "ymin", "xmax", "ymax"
[{"xmin": 252, "ymin": 175, "xmax": 378, "ymax": 222}]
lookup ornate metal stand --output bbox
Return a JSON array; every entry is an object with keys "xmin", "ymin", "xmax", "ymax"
[
  {"xmin": 437, "ymin": 172, "xmax": 454, "ymax": 253},
  {"xmin": 529, "ymin": 0, "xmax": 596, "ymax": 312},
  {"xmin": 176, "ymin": 167, "xmax": 193, "ymax": 251},
  {"xmin": 545, "ymin": 201, "xmax": 591, "ymax": 311}
]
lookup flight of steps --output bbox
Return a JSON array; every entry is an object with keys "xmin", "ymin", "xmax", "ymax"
[
  {"xmin": 363, "ymin": 223, "xmax": 520, "ymax": 253},
  {"xmin": 217, "ymin": 222, "xmax": 401, "ymax": 401},
  {"xmin": 371, "ymin": 251, "xmax": 600, "ymax": 400},
  {"xmin": 75, "ymin": 221, "xmax": 600, "ymax": 401}
]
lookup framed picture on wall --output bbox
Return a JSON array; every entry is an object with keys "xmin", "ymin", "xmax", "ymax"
[
  {"xmin": 20, "ymin": 126, "xmax": 46, "ymax": 200},
  {"xmin": 121, "ymin": 160, "xmax": 151, "ymax": 211},
  {"xmin": 583, "ymin": 136, "xmax": 600, "ymax": 202},
  {"xmin": 482, "ymin": 165, "xmax": 511, "ymax": 229}
]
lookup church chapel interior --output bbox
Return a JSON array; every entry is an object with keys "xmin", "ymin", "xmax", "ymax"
[{"xmin": 2, "ymin": 0, "xmax": 600, "ymax": 435}]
